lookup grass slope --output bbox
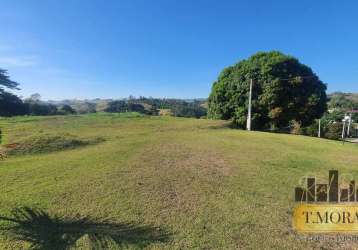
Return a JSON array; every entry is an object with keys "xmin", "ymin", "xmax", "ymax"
[{"xmin": 0, "ymin": 113, "xmax": 358, "ymax": 249}]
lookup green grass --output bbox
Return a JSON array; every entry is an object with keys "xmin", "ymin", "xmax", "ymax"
[{"xmin": 0, "ymin": 113, "xmax": 358, "ymax": 249}]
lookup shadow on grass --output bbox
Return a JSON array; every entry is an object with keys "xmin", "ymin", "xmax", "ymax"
[{"xmin": 0, "ymin": 207, "xmax": 171, "ymax": 250}]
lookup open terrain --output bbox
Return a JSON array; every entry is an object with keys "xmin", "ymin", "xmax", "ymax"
[{"xmin": 0, "ymin": 113, "xmax": 358, "ymax": 249}]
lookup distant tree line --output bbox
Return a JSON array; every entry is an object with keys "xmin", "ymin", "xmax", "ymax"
[
  {"xmin": 0, "ymin": 69, "xmax": 207, "ymax": 118},
  {"xmin": 132, "ymin": 97, "xmax": 207, "ymax": 118},
  {"xmin": 1, "ymin": 93, "xmax": 207, "ymax": 118}
]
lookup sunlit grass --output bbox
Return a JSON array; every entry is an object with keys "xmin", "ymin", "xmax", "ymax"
[{"xmin": 0, "ymin": 113, "xmax": 357, "ymax": 249}]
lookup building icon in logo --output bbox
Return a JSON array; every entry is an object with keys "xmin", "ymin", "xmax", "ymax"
[{"xmin": 295, "ymin": 170, "xmax": 356, "ymax": 203}]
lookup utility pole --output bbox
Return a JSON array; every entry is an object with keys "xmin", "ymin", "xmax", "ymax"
[
  {"xmin": 347, "ymin": 113, "xmax": 352, "ymax": 137},
  {"xmin": 342, "ymin": 114, "xmax": 346, "ymax": 141},
  {"xmin": 246, "ymin": 79, "xmax": 253, "ymax": 131},
  {"xmin": 318, "ymin": 119, "xmax": 321, "ymax": 138}
]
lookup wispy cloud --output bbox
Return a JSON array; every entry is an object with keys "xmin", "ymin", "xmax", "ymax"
[{"xmin": 0, "ymin": 56, "xmax": 38, "ymax": 67}]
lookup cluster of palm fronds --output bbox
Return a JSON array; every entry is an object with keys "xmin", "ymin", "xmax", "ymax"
[{"xmin": 0, "ymin": 207, "xmax": 170, "ymax": 250}]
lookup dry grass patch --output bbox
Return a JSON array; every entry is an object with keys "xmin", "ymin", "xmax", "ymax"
[{"xmin": 2, "ymin": 133, "xmax": 105, "ymax": 156}]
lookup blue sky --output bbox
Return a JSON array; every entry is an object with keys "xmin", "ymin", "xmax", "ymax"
[{"xmin": 1, "ymin": 0, "xmax": 357, "ymax": 100}]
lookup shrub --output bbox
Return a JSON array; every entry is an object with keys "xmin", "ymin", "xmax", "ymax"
[{"xmin": 324, "ymin": 123, "xmax": 343, "ymax": 140}]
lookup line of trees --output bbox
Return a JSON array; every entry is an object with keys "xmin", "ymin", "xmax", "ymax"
[
  {"xmin": 132, "ymin": 97, "xmax": 207, "ymax": 118},
  {"xmin": 0, "ymin": 90, "xmax": 76, "ymax": 117},
  {"xmin": 0, "ymin": 68, "xmax": 207, "ymax": 118}
]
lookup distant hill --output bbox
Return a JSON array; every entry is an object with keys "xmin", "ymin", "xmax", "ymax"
[
  {"xmin": 328, "ymin": 92, "xmax": 358, "ymax": 103},
  {"xmin": 43, "ymin": 97, "xmax": 208, "ymax": 117}
]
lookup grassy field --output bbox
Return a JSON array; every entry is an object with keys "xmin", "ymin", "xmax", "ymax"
[{"xmin": 1, "ymin": 113, "xmax": 358, "ymax": 249}]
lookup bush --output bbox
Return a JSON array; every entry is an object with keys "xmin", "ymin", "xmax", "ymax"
[
  {"xmin": 324, "ymin": 123, "xmax": 343, "ymax": 140},
  {"xmin": 299, "ymin": 121, "xmax": 319, "ymax": 137},
  {"xmin": 171, "ymin": 103, "xmax": 207, "ymax": 118},
  {"xmin": 290, "ymin": 121, "xmax": 302, "ymax": 135}
]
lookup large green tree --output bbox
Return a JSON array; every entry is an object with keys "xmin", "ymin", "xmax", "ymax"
[{"xmin": 208, "ymin": 51, "xmax": 327, "ymax": 129}]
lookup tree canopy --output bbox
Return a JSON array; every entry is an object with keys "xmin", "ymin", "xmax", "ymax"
[
  {"xmin": 0, "ymin": 91, "xmax": 28, "ymax": 117},
  {"xmin": 0, "ymin": 68, "xmax": 26, "ymax": 116},
  {"xmin": 208, "ymin": 51, "xmax": 327, "ymax": 129},
  {"xmin": 0, "ymin": 69, "xmax": 19, "ymax": 92}
]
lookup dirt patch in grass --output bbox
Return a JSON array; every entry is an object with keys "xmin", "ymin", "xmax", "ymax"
[
  {"xmin": 2, "ymin": 134, "xmax": 105, "ymax": 156},
  {"xmin": 128, "ymin": 140, "xmax": 233, "ymax": 217}
]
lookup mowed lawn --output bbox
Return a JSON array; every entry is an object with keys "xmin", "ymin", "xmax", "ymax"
[{"xmin": 1, "ymin": 113, "xmax": 358, "ymax": 249}]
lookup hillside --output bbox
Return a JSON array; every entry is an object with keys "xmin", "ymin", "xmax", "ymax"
[
  {"xmin": 329, "ymin": 92, "xmax": 358, "ymax": 104},
  {"xmin": 0, "ymin": 114, "xmax": 358, "ymax": 249}
]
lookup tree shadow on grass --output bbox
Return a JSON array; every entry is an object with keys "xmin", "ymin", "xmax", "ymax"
[{"xmin": 0, "ymin": 207, "xmax": 171, "ymax": 250}]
